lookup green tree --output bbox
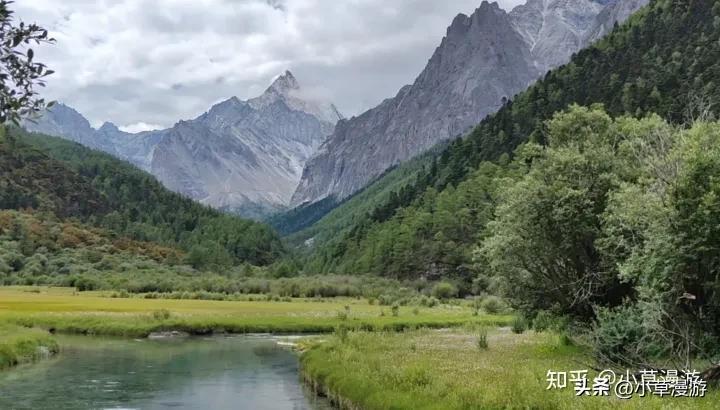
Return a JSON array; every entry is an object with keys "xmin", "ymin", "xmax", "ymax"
[
  {"xmin": 482, "ymin": 106, "xmax": 633, "ymax": 319},
  {"xmin": 0, "ymin": 0, "xmax": 55, "ymax": 124}
]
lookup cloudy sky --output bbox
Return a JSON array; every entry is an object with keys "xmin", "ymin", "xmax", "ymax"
[{"xmin": 16, "ymin": 0, "xmax": 524, "ymax": 132}]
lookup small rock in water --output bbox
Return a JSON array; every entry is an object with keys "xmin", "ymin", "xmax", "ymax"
[
  {"xmin": 36, "ymin": 345, "xmax": 52, "ymax": 358},
  {"xmin": 147, "ymin": 331, "xmax": 190, "ymax": 339}
]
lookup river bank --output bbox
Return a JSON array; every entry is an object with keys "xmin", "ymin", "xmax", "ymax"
[
  {"xmin": 0, "ymin": 286, "xmax": 508, "ymax": 372},
  {"xmin": 0, "ymin": 333, "xmax": 332, "ymax": 409},
  {"xmin": 0, "ymin": 323, "xmax": 58, "ymax": 371},
  {"xmin": 299, "ymin": 328, "xmax": 720, "ymax": 410}
]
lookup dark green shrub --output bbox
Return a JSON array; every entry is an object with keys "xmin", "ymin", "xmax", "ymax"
[
  {"xmin": 335, "ymin": 323, "xmax": 349, "ymax": 343},
  {"xmin": 532, "ymin": 311, "xmax": 554, "ymax": 332},
  {"xmin": 391, "ymin": 303, "xmax": 400, "ymax": 317},
  {"xmin": 481, "ymin": 296, "xmax": 507, "ymax": 314},
  {"xmin": 477, "ymin": 327, "xmax": 489, "ymax": 350},
  {"xmin": 592, "ymin": 304, "xmax": 652, "ymax": 365},
  {"xmin": 431, "ymin": 282, "xmax": 458, "ymax": 300},
  {"xmin": 511, "ymin": 317, "xmax": 527, "ymax": 334},
  {"xmin": 152, "ymin": 309, "xmax": 171, "ymax": 320}
]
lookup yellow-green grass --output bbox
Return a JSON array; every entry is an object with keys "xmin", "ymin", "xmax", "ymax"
[
  {"xmin": 301, "ymin": 329, "xmax": 719, "ymax": 409},
  {"xmin": 0, "ymin": 287, "xmax": 511, "ymax": 338},
  {"xmin": 0, "ymin": 323, "xmax": 58, "ymax": 370}
]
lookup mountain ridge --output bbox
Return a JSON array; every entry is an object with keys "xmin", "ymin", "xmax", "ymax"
[
  {"xmin": 24, "ymin": 71, "xmax": 341, "ymax": 219},
  {"xmin": 290, "ymin": 0, "xmax": 648, "ymax": 208}
]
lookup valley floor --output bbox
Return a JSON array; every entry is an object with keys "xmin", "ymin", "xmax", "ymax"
[
  {"xmin": 0, "ymin": 287, "xmax": 508, "ymax": 338},
  {"xmin": 301, "ymin": 329, "xmax": 719, "ymax": 409},
  {"xmin": 1, "ymin": 287, "xmax": 716, "ymax": 409}
]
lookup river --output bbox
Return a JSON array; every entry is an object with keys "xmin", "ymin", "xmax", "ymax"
[{"xmin": 0, "ymin": 334, "xmax": 331, "ymax": 410}]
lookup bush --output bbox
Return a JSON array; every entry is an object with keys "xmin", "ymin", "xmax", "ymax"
[
  {"xmin": 591, "ymin": 304, "xmax": 652, "ymax": 365},
  {"xmin": 511, "ymin": 317, "xmax": 527, "ymax": 334},
  {"xmin": 559, "ymin": 333, "xmax": 574, "ymax": 346},
  {"xmin": 431, "ymin": 282, "xmax": 458, "ymax": 300},
  {"xmin": 477, "ymin": 327, "xmax": 489, "ymax": 350},
  {"xmin": 481, "ymin": 296, "xmax": 507, "ymax": 314},
  {"xmin": 335, "ymin": 323, "xmax": 349, "ymax": 343},
  {"xmin": 532, "ymin": 311, "xmax": 554, "ymax": 332},
  {"xmin": 378, "ymin": 294, "xmax": 396, "ymax": 306},
  {"xmin": 391, "ymin": 303, "xmax": 400, "ymax": 317},
  {"xmin": 152, "ymin": 309, "xmax": 171, "ymax": 320},
  {"xmin": 74, "ymin": 276, "xmax": 99, "ymax": 291}
]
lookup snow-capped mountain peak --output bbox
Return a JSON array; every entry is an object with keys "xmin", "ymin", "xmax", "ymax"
[{"xmin": 249, "ymin": 70, "xmax": 343, "ymax": 125}]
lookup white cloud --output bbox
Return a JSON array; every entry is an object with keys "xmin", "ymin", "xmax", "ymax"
[
  {"xmin": 14, "ymin": 0, "xmax": 526, "ymax": 129},
  {"xmin": 119, "ymin": 122, "xmax": 164, "ymax": 133}
]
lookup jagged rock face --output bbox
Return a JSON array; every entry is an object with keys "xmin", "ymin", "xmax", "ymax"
[
  {"xmin": 511, "ymin": 0, "xmax": 604, "ymax": 72},
  {"xmin": 25, "ymin": 71, "xmax": 342, "ymax": 219},
  {"xmin": 293, "ymin": 2, "xmax": 534, "ymax": 203},
  {"xmin": 151, "ymin": 74, "xmax": 341, "ymax": 217},
  {"xmin": 291, "ymin": 0, "xmax": 648, "ymax": 207},
  {"xmin": 24, "ymin": 104, "xmax": 98, "ymax": 149},
  {"xmin": 24, "ymin": 104, "xmax": 162, "ymax": 170}
]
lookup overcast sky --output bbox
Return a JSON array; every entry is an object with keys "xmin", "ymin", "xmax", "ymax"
[{"xmin": 16, "ymin": 0, "xmax": 525, "ymax": 132}]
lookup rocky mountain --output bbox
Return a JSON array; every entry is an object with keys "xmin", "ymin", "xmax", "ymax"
[
  {"xmin": 25, "ymin": 71, "xmax": 342, "ymax": 219},
  {"xmin": 23, "ymin": 104, "xmax": 163, "ymax": 170},
  {"xmin": 151, "ymin": 71, "xmax": 341, "ymax": 218},
  {"xmin": 24, "ymin": 103, "xmax": 98, "ymax": 149},
  {"xmin": 291, "ymin": 0, "xmax": 648, "ymax": 207}
]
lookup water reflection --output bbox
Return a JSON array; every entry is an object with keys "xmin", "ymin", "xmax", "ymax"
[{"xmin": 0, "ymin": 334, "xmax": 330, "ymax": 410}]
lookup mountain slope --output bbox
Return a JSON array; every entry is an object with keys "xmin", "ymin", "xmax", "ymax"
[
  {"xmin": 151, "ymin": 72, "xmax": 340, "ymax": 219},
  {"xmin": 304, "ymin": 0, "xmax": 720, "ymax": 276},
  {"xmin": 24, "ymin": 71, "xmax": 341, "ymax": 219},
  {"xmin": 2, "ymin": 126, "xmax": 284, "ymax": 266},
  {"xmin": 0, "ymin": 128, "xmax": 108, "ymax": 218},
  {"xmin": 291, "ymin": 0, "xmax": 648, "ymax": 208}
]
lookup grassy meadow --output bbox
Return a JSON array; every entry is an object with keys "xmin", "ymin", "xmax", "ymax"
[
  {"xmin": 0, "ymin": 287, "xmax": 510, "ymax": 338},
  {"xmin": 301, "ymin": 329, "xmax": 720, "ymax": 409},
  {"xmin": 2, "ymin": 287, "xmax": 716, "ymax": 408}
]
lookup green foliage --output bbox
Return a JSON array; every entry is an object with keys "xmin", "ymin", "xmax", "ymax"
[
  {"xmin": 308, "ymin": 0, "xmax": 720, "ymax": 286},
  {"xmin": 0, "ymin": 324, "xmax": 58, "ymax": 370},
  {"xmin": 480, "ymin": 296, "xmax": 507, "ymax": 315},
  {"xmin": 511, "ymin": 317, "xmax": 527, "ymax": 334},
  {"xmin": 594, "ymin": 118, "xmax": 720, "ymax": 364},
  {"xmin": 267, "ymin": 196, "xmax": 339, "ymax": 235},
  {"xmin": 334, "ymin": 323, "xmax": 350, "ymax": 343},
  {"xmin": 151, "ymin": 309, "xmax": 171, "ymax": 321},
  {"xmin": 430, "ymin": 281, "xmax": 457, "ymax": 300},
  {"xmin": 476, "ymin": 327, "xmax": 489, "ymax": 350},
  {"xmin": 481, "ymin": 106, "xmax": 720, "ymax": 365},
  {"xmin": 0, "ymin": 127, "xmax": 109, "ymax": 217},
  {"xmin": 0, "ymin": 1, "xmax": 55, "ymax": 124},
  {"xmin": 531, "ymin": 311, "xmax": 565, "ymax": 332},
  {"xmin": 591, "ymin": 304, "xmax": 653, "ymax": 365},
  {"xmin": 0, "ymin": 127, "xmax": 284, "ymax": 266},
  {"xmin": 391, "ymin": 303, "xmax": 400, "ymax": 317},
  {"xmin": 483, "ymin": 106, "xmax": 634, "ymax": 319},
  {"xmin": 0, "ymin": 214, "xmax": 459, "ymax": 302}
]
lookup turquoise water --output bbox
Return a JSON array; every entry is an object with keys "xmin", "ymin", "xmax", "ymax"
[{"xmin": 0, "ymin": 334, "xmax": 330, "ymax": 410}]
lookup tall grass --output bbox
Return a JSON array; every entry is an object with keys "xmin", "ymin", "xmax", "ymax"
[
  {"xmin": 301, "ymin": 329, "xmax": 719, "ymax": 409},
  {"xmin": 0, "ymin": 324, "xmax": 58, "ymax": 370},
  {"xmin": 0, "ymin": 287, "xmax": 513, "ymax": 338}
]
